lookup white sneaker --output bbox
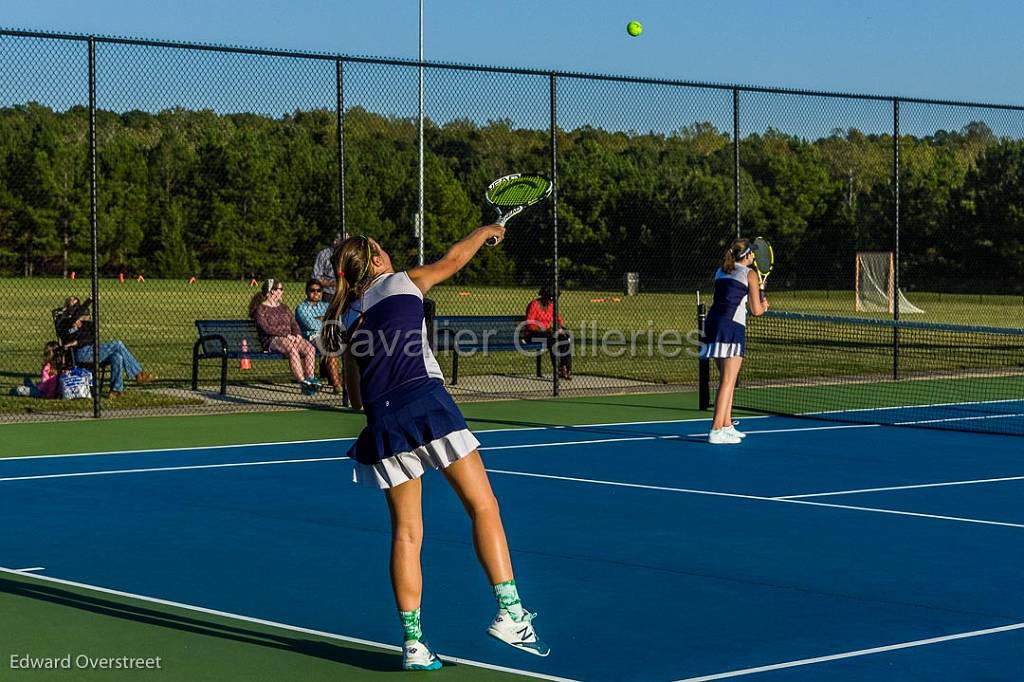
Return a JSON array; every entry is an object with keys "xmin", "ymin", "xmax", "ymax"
[
  {"xmin": 487, "ymin": 609, "xmax": 550, "ymax": 657},
  {"xmin": 725, "ymin": 425, "xmax": 746, "ymax": 439},
  {"xmin": 402, "ymin": 640, "xmax": 442, "ymax": 671},
  {"xmin": 708, "ymin": 428, "xmax": 741, "ymax": 444}
]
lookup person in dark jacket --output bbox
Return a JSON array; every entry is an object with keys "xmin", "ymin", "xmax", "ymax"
[{"xmin": 55, "ymin": 296, "xmax": 155, "ymax": 398}]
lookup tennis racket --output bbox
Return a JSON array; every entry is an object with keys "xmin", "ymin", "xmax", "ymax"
[
  {"xmin": 750, "ymin": 236, "xmax": 774, "ymax": 301},
  {"xmin": 484, "ymin": 173, "xmax": 553, "ymax": 245}
]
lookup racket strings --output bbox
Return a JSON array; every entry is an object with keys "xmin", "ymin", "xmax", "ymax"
[
  {"xmin": 487, "ymin": 177, "xmax": 550, "ymax": 207},
  {"xmin": 752, "ymin": 238, "xmax": 774, "ymax": 277}
]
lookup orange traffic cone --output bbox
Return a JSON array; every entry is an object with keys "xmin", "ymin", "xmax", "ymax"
[
  {"xmin": 249, "ymin": 278, "xmax": 258, "ymax": 287},
  {"xmin": 70, "ymin": 271, "xmax": 77, "ymax": 280},
  {"xmin": 240, "ymin": 338, "xmax": 252, "ymax": 371},
  {"xmin": 137, "ymin": 274, "xmax": 145, "ymax": 283},
  {"xmin": 187, "ymin": 276, "xmax": 197, "ymax": 285},
  {"xmin": 118, "ymin": 272, "xmax": 125, "ymax": 283}
]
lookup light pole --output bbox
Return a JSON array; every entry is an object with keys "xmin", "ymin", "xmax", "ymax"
[{"xmin": 417, "ymin": 0, "xmax": 425, "ymax": 266}]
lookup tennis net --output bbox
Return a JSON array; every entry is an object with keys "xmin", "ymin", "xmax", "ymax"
[{"xmin": 701, "ymin": 310, "xmax": 1024, "ymax": 436}]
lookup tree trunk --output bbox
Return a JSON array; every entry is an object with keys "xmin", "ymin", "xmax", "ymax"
[{"xmin": 63, "ymin": 224, "xmax": 69, "ymax": 278}]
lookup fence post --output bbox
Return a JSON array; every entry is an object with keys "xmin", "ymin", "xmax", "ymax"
[
  {"xmin": 733, "ymin": 88, "xmax": 741, "ymax": 238},
  {"xmin": 336, "ymin": 58, "xmax": 350, "ymax": 407},
  {"xmin": 892, "ymin": 98, "xmax": 901, "ymax": 380},
  {"xmin": 88, "ymin": 36, "xmax": 101, "ymax": 418},
  {"xmin": 550, "ymin": 72, "xmax": 559, "ymax": 397},
  {"xmin": 336, "ymin": 58, "xmax": 345, "ymax": 240}
]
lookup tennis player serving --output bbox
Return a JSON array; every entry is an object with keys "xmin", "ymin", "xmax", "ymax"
[
  {"xmin": 699, "ymin": 238, "xmax": 769, "ymax": 444},
  {"xmin": 321, "ymin": 227, "xmax": 550, "ymax": 671}
]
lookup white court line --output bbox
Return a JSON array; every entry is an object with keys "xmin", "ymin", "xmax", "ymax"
[
  {"xmin": 805, "ymin": 397, "xmax": 1024, "ymax": 416},
  {"xmin": 2, "ymin": 415, "xmax": 748, "ymax": 462},
  {"xmin": 485, "ymin": 469, "xmax": 1024, "ymax": 530},
  {"xmin": 0, "ymin": 567, "xmax": 575, "ymax": 682},
  {"xmin": 6, "ymin": 439, "xmax": 1022, "ymax": 529},
  {"xmin": 785, "ymin": 498, "xmax": 1024, "ymax": 529},
  {"xmin": 0, "ymin": 457, "xmax": 348, "ymax": 483},
  {"xmin": 482, "ymin": 436, "xmax": 660, "ymax": 451},
  {"xmin": 673, "ymin": 621, "xmax": 1024, "ymax": 682},
  {"xmin": 550, "ymin": 415, "xmax": 769, "ymax": 429},
  {"xmin": 12, "ymin": 567, "xmax": 45, "ymax": 572},
  {"xmin": 3, "ymin": 437, "xmax": 357, "ymax": 462},
  {"xmin": 687, "ymin": 423, "xmax": 880, "ymax": 437},
  {"xmin": 777, "ymin": 475, "xmax": 1024, "ymax": 500},
  {"xmin": 895, "ymin": 412, "xmax": 1024, "ymax": 426},
  {"xmin": 5, "ymin": 453, "xmax": 1021, "ymax": 529},
  {"xmin": 0, "ymin": 437, "xmax": 687, "ymax": 483}
]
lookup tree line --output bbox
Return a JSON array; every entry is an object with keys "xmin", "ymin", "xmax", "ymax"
[{"xmin": 1, "ymin": 101, "xmax": 1022, "ymax": 292}]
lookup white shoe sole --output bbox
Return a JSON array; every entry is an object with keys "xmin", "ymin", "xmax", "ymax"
[
  {"xmin": 487, "ymin": 627, "xmax": 551, "ymax": 656},
  {"xmin": 403, "ymin": 641, "xmax": 442, "ymax": 670},
  {"xmin": 708, "ymin": 435, "xmax": 741, "ymax": 444},
  {"xmin": 486, "ymin": 615, "xmax": 551, "ymax": 657}
]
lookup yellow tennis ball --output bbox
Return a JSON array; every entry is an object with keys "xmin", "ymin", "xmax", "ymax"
[{"xmin": 626, "ymin": 20, "xmax": 643, "ymax": 37}]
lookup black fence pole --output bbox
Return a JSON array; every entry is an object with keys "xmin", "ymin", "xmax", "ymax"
[
  {"xmin": 336, "ymin": 58, "xmax": 350, "ymax": 408},
  {"xmin": 550, "ymin": 72, "xmax": 559, "ymax": 397},
  {"xmin": 88, "ymin": 37, "xmax": 101, "ymax": 418},
  {"xmin": 336, "ymin": 58, "xmax": 346, "ymax": 240},
  {"xmin": 892, "ymin": 98, "xmax": 901, "ymax": 380},
  {"xmin": 733, "ymin": 88, "xmax": 741, "ymax": 238}
]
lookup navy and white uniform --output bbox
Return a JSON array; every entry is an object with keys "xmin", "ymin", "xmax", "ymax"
[
  {"xmin": 343, "ymin": 272, "xmax": 479, "ymax": 488},
  {"xmin": 699, "ymin": 263, "xmax": 752, "ymax": 359}
]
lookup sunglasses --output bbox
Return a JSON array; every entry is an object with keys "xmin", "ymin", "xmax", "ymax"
[{"xmin": 308, "ymin": 288, "xmax": 323, "ymax": 294}]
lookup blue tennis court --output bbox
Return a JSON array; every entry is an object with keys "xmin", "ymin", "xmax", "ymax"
[{"xmin": 2, "ymin": 411, "xmax": 1023, "ymax": 681}]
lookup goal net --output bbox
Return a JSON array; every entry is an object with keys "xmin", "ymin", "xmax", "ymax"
[{"xmin": 855, "ymin": 252, "xmax": 924, "ymax": 314}]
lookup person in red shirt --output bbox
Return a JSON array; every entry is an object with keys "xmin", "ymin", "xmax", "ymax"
[{"xmin": 523, "ymin": 286, "xmax": 572, "ymax": 380}]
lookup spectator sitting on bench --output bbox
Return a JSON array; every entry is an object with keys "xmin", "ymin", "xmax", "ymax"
[
  {"xmin": 249, "ymin": 278, "xmax": 319, "ymax": 395},
  {"xmin": 295, "ymin": 277, "xmax": 341, "ymax": 393},
  {"xmin": 9, "ymin": 340, "xmax": 63, "ymax": 398},
  {"xmin": 524, "ymin": 286, "xmax": 573, "ymax": 381},
  {"xmin": 55, "ymin": 296, "xmax": 156, "ymax": 398}
]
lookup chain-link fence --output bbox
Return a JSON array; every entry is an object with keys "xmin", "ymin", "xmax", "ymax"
[{"xmin": 2, "ymin": 28, "xmax": 1023, "ymax": 422}]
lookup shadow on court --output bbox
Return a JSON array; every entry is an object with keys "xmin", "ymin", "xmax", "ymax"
[{"xmin": 0, "ymin": 576, "xmax": 412, "ymax": 673}]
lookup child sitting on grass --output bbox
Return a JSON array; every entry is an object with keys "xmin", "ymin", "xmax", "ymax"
[{"xmin": 9, "ymin": 341, "xmax": 63, "ymax": 399}]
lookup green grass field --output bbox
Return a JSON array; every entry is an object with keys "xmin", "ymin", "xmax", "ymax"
[{"xmin": 1, "ymin": 277, "xmax": 1021, "ymax": 416}]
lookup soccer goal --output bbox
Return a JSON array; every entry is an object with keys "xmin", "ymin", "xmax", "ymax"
[{"xmin": 854, "ymin": 251, "xmax": 924, "ymax": 314}]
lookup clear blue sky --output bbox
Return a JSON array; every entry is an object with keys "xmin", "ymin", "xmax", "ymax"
[{"xmin": 3, "ymin": 0, "xmax": 1022, "ymax": 105}]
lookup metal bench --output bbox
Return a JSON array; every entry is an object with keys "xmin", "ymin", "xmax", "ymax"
[
  {"xmin": 192, "ymin": 319, "xmax": 284, "ymax": 395},
  {"xmin": 431, "ymin": 315, "xmax": 550, "ymax": 385}
]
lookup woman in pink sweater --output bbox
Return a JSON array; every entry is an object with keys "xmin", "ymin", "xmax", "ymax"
[{"xmin": 248, "ymin": 279, "xmax": 319, "ymax": 394}]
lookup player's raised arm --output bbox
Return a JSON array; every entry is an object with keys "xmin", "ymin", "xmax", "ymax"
[{"xmin": 407, "ymin": 224, "xmax": 505, "ymax": 295}]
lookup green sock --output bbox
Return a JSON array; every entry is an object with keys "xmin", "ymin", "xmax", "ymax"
[
  {"xmin": 493, "ymin": 579, "xmax": 526, "ymax": 622},
  {"xmin": 399, "ymin": 608, "xmax": 423, "ymax": 642}
]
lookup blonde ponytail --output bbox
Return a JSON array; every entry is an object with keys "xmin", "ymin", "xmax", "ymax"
[{"xmin": 320, "ymin": 235, "xmax": 377, "ymax": 354}]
